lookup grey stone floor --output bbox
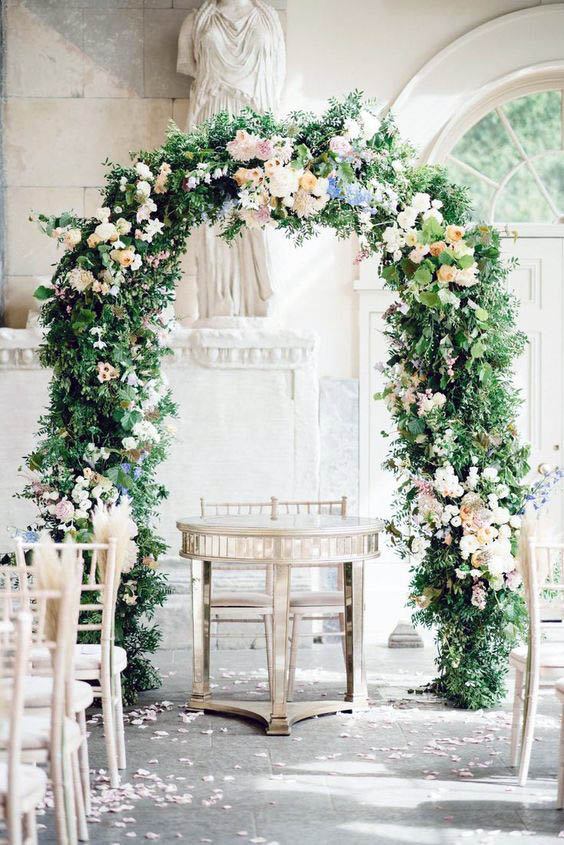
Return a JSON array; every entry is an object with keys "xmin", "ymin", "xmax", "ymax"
[{"xmin": 36, "ymin": 644, "xmax": 564, "ymax": 845}]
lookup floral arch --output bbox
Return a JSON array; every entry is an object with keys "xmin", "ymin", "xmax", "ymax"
[{"xmin": 25, "ymin": 93, "xmax": 528, "ymax": 708}]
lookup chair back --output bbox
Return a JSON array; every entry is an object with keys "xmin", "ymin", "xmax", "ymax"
[
  {"xmin": 199, "ymin": 497, "xmax": 348, "ymax": 593},
  {"xmin": 0, "ymin": 612, "xmax": 32, "ymax": 840},
  {"xmin": 15, "ymin": 539, "xmax": 118, "ymax": 652},
  {"xmin": 525, "ymin": 538, "xmax": 564, "ymax": 637}
]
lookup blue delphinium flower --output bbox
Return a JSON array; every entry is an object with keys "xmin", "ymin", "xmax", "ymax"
[
  {"xmin": 343, "ymin": 183, "xmax": 372, "ymax": 207},
  {"xmin": 13, "ymin": 528, "xmax": 40, "ymax": 542},
  {"xmin": 327, "ymin": 176, "xmax": 341, "ymax": 199}
]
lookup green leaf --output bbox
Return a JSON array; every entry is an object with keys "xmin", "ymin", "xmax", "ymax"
[
  {"xmin": 337, "ymin": 161, "xmax": 355, "ymax": 184},
  {"xmin": 381, "ymin": 264, "xmax": 399, "ymax": 284},
  {"xmin": 475, "ymin": 307, "xmax": 489, "ymax": 322},
  {"xmin": 438, "ymin": 251, "xmax": 454, "ymax": 265},
  {"xmin": 413, "ymin": 266, "xmax": 432, "ymax": 285},
  {"xmin": 471, "ymin": 340, "xmax": 485, "ymax": 358},
  {"xmin": 457, "ymin": 254, "xmax": 475, "ymax": 269},
  {"xmin": 420, "ymin": 216, "xmax": 444, "ymax": 244},
  {"xmin": 418, "ymin": 291, "xmax": 441, "ymax": 308},
  {"xmin": 292, "ymin": 143, "xmax": 311, "ymax": 168},
  {"xmin": 408, "ymin": 417, "xmax": 426, "ymax": 435},
  {"xmin": 34, "ymin": 284, "xmax": 53, "ymax": 301}
]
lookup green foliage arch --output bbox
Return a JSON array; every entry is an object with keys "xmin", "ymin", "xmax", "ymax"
[{"xmin": 22, "ymin": 92, "xmax": 528, "ymax": 706}]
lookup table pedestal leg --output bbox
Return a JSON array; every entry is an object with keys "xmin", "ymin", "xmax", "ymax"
[
  {"xmin": 343, "ymin": 560, "xmax": 369, "ymax": 707},
  {"xmin": 190, "ymin": 559, "xmax": 212, "ymax": 704},
  {"xmin": 268, "ymin": 563, "xmax": 291, "ymax": 735}
]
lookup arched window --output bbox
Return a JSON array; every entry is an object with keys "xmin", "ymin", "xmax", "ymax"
[{"xmin": 445, "ymin": 89, "xmax": 564, "ymax": 224}]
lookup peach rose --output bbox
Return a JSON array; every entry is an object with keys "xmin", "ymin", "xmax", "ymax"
[
  {"xmin": 110, "ymin": 247, "xmax": 135, "ymax": 268},
  {"xmin": 299, "ymin": 170, "xmax": 318, "ymax": 192},
  {"xmin": 63, "ymin": 228, "xmax": 82, "ymax": 249},
  {"xmin": 87, "ymin": 233, "xmax": 101, "ymax": 248},
  {"xmin": 429, "ymin": 240, "xmax": 447, "ymax": 257},
  {"xmin": 437, "ymin": 264, "xmax": 456, "ymax": 284},
  {"xmin": 445, "ymin": 225, "xmax": 464, "ymax": 243}
]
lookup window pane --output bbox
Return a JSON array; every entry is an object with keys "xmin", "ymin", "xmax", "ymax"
[
  {"xmin": 534, "ymin": 151, "xmax": 564, "ymax": 216},
  {"xmin": 503, "ymin": 90, "xmax": 562, "ymax": 156},
  {"xmin": 446, "ymin": 160, "xmax": 493, "ymax": 222},
  {"xmin": 494, "ymin": 165, "xmax": 554, "ymax": 223},
  {"xmin": 451, "ymin": 110, "xmax": 521, "ymax": 182}
]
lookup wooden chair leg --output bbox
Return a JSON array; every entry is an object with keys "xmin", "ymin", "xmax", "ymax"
[
  {"xmin": 71, "ymin": 751, "xmax": 89, "ymax": 841},
  {"xmin": 338, "ymin": 611, "xmax": 346, "ymax": 660},
  {"xmin": 25, "ymin": 807, "xmax": 38, "ymax": 845},
  {"xmin": 287, "ymin": 614, "xmax": 301, "ymax": 702},
  {"xmin": 61, "ymin": 749, "xmax": 78, "ymax": 845},
  {"xmin": 51, "ymin": 751, "xmax": 72, "ymax": 845},
  {"xmin": 77, "ymin": 710, "xmax": 91, "ymax": 815},
  {"xmin": 6, "ymin": 804, "xmax": 23, "ymax": 845},
  {"xmin": 114, "ymin": 674, "xmax": 127, "ymax": 771},
  {"xmin": 101, "ymin": 674, "xmax": 119, "ymax": 788},
  {"xmin": 264, "ymin": 614, "xmax": 273, "ymax": 695},
  {"xmin": 518, "ymin": 670, "xmax": 540, "ymax": 786},
  {"xmin": 558, "ymin": 702, "xmax": 564, "ymax": 809},
  {"xmin": 510, "ymin": 668, "xmax": 523, "ymax": 768}
]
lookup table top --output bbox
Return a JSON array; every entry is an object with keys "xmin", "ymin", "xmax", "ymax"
[{"xmin": 177, "ymin": 513, "xmax": 384, "ymax": 537}]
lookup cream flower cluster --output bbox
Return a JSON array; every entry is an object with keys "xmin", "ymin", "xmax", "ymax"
[
  {"xmin": 229, "ymin": 156, "xmax": 331, "ymax": 228},
  {"xmin": 413, "ymin": 462, "xmax": 522, "ymax": 599},
  {"xmin": 383, "ymin": 193, "xmax": 479, "ymax": 290},
  {"xmin": 37, "ymin": 466, "xmax": 118, "ymax": 530}
]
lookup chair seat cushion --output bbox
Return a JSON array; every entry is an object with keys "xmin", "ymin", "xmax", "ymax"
[
  {"xmin": 290, "ymin": 591, "xmax": 343, "ymax": 608},
  {"xmin": 0, "ymin": 715, "xmax": 81, "ymax": 754},
  {"xmin": 74, "ymin": 644, "xmax": 127, "ymax": 674},
  {"xmin": 212, "ymin": 592, "xmax": 272, "ymax": 607},
  {"xmin": 510, "ymin": 642, "xmax": 564, "ymax": 668},
  {"xmin": 0, "ymin": 678, "xmax": 94, "ymax": 712},
  {"xmin": 0, "ymin": 762, "xmax": 47, "ymax": 810}
]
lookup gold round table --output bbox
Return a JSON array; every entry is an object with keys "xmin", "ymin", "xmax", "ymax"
[{"xmin": 177, "ymin": 513, "xmax": 382, "ymax": 735}]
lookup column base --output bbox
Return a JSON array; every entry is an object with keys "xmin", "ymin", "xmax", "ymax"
[{"xmin": 388, "ymin": 621, "xmax": 424, "ymax": 648}]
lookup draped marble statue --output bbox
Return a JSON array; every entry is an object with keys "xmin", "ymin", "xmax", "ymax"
[{"xmin": 177, "ymin": 0, "xmax": 286, "ymax": 320}]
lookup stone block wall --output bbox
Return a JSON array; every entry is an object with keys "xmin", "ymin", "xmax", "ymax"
[{"xmin": 1, "ymin": 0, "xmax": 287, "ymax": 327}]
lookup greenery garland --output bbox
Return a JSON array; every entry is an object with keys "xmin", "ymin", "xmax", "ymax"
[{"xmin": 19, "ymin": 91, "xmax": 528, "ymax": 706}]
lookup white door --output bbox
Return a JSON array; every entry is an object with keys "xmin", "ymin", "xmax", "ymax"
[{"xmin": 501, "ymin": 235, "xmax": 564, "ymax": 531}]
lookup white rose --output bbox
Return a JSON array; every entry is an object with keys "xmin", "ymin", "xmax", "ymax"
[
  {"xmin": 509, "ymin": 515, "xmax": 522, "ymax": 529},
  {"xmin": 482, "ymin": 467, "xmax": 499, "ymax": 483},
  {"xmin": 411, "ymin": 192, "xmax": 431, "ymax": 213},
  {"xmin": 268, "ymin": 165, "xmax": 301, "ymax": 198},
  {"xmin": 360, "ymin": 109, "xmax": 381, "ymax": 140},
  {"xmin": 63, "ymin": 228, "xmax": 82, "ymax": 249},
  {"xmin": 94, "ymin": 221, "xmax": 119, "ymax": 243},
  {"xmin": 491, "ymin": 506, "xmax": 510, "ymax": 525},
  {"xmin": 459, "ymin": 533, "xmax": 480, "ymax": 559},
  {"xmin": 397, "ymin": 208, "xmax": 418, "ymax": 230},
  {"xmin": 116, "ymin": 218, "xmax": 132, "ymax": 235},
  {"xmin": 451, "ymin": 516, "xmax": 462, "ymax": 527},
  {"xmin": 135, "ymin": 162, "xmax": 153, "ymax": 180},
  {"xmin": 95, "ymin": 207, "xmax": 111, "ymax": 222},
  {"xmin": 135, "ymin": 180, "xmax": 152, "ymax": 201},
  {"xmin": 122, "ymin": 437, "xmax": 137, "ymax": 451}
]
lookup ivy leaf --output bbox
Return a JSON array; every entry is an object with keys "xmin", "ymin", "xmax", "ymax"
[
  {"xmin": 34, "ymin": 285, "xmax": 53, "ymax": 301},
  {"xmin": 292, "ymin": 143, "xmax": 311, "ymax": 169},
  {"xmin": 381, "ymin": 264, "xmax": 399, "ymax": 284},
  {"xmin": 438, "ymin": 250, "xmax": 454, "ymax": 265},
  {"xmin": 471, "ymin": 339, "xmax": 485, "ymax": 358}
]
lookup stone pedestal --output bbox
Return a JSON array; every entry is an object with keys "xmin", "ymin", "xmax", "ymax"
[{"xmin": 387, "ymin": 620, "xmax": 424, "ymax": 648}]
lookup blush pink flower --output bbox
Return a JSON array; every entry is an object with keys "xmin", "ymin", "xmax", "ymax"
[
  {"xmin": 255, "ymin": 139, "xmax": 275, "ymax": 161},
  {"xmin": 329, "ymin": 136, "xmax": 353, "ymax": 158},
  {"xmin": 55, "ymin": 498, "xmax": 75, "ymax": 522}
]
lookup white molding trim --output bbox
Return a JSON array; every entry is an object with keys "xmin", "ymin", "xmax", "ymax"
[{"xmin": 391, "ymin": 4, "xmax": 564, "ymax": 160}]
